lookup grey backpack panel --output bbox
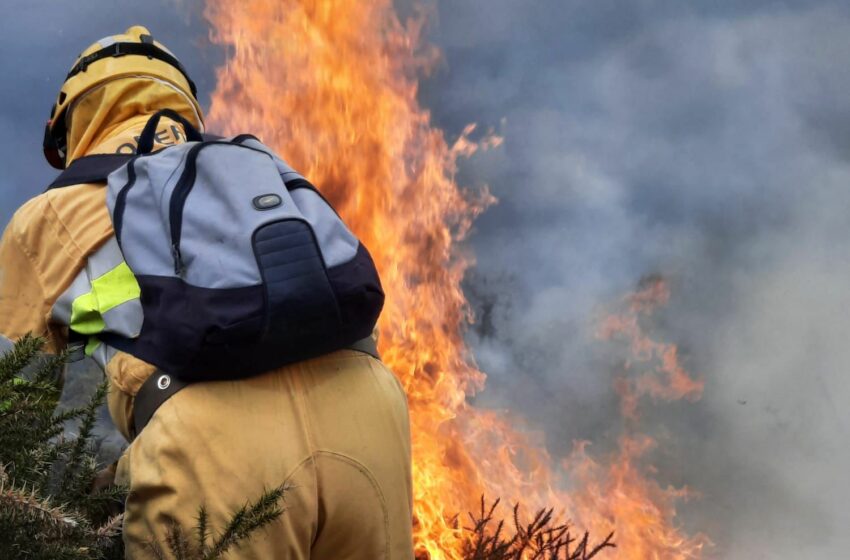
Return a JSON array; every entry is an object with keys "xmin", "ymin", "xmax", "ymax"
[
  {"xmin": 98, "ymin": 109, "xmax": 384, "ymax": 379},
  {"xmin": 240, "ymin": 136, "xmax": 302, "ymax": 178},
  {"xmin": 109, "ymin": 137, "xmax": 360, "ymax": 290},
  {"xmin": 106, "ymin": 147, "xmax": 190, "ymax": 279},
  {"xmin": 235, "ymin": 137, "xmax": 359, "ymax": 268},
  {"xmin": 175, "ymin": 143, "xmax": 284, "ymax": 288},
  {"xmin": 289, "ymin": 188, "xmax": 359, "ymax": 268}
]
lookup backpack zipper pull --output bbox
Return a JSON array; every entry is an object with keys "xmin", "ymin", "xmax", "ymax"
[{"xmin": 171, "ymin": 244, "xmax": 184, "ymax": 276}]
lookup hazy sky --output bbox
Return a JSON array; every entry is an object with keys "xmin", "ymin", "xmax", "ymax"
[{"xmin": 3, "ymin": 1, "xmax": 850, "ymax": 557}]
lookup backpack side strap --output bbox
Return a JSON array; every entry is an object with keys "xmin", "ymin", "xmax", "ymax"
[
  {"xmin": 130, "ymin": 371, "xmax": 190, "ymax": 440},
  {"xmin": 129, "ymin": 336, "xmax": 381, "ymax": 440}
]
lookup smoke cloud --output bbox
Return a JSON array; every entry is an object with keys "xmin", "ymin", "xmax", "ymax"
[
  {"xmin": 417, "ymin": 1, "xmax": 850, "ymax": 555},
  {"xmin": 3, "ymin": 0, "xmax": 850, "ymax": 556}
]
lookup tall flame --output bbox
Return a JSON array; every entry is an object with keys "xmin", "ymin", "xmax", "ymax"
[{"xmin": 204, "ymin": 2, "xmax": 708, "ymax": 557}]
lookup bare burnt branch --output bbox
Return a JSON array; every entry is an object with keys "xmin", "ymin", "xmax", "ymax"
[{"xmin": 459, "ymin": 496, "xmax": 616, "ymax": 560}]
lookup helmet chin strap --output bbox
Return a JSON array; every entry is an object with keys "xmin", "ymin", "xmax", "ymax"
[{"xmin": 43, "ymin": 119, "xmax": 66, "ymax": 170}]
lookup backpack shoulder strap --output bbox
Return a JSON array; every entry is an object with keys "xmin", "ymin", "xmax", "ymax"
[
  {"xmin": 47, "ymin": 132, "xmax": 224, "ymax": 191},
  {"xmin": 47, "ymin": 154, "xmax": 133, "ymax": 190}
]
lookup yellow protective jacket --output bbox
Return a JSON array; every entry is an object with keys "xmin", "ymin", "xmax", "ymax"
[{"xmin": 0, "ymin": 77, "xmax": 413, "ymax": 559}]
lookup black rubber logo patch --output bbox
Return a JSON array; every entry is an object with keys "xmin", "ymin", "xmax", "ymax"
[{"xmin": 253, "ymin": 194, "xmax": 282, "ymax": 210}]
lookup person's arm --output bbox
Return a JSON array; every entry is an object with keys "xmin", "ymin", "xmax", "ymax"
[{"xmin": 0, "ymin": 215, "xmax": 64, "ymax": 353}]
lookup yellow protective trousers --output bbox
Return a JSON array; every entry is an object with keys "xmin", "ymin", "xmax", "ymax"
[{"xmin": 118, "ymin": 349, "xmax": 414, "ymax": 559}]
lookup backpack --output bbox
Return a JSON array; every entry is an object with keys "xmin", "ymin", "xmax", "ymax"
[{"xmin": 50, "ymin": 109, "xmax": 384, "ymax": 380}]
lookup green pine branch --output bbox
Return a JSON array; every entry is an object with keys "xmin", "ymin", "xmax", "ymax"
[
  {"xmin": 145, "ymin": 483, "xmax": 290, "ymax": 560},
  {"xmin": 0, "ymin": 335, "xmax": 121, "ymax": 560},
  {"xmin": 0, "ymin": 334, "xmax": 290, "ymax": 560}
]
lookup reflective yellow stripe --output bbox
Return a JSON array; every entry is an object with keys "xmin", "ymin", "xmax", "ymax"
[
  {"xmin": 70, "ymin": 292, "xmax": 105, "ymax": 335},
  {"xmin": 70, "ymin": 262, "xmax": 141, "ymax": 335},
  {"xmin": 92, "ymin": 261, "xmax": 140, "ymax": 312},
  {"xmin": 84, "ymin": 337, "xmax": 101, "ymax": 358}
]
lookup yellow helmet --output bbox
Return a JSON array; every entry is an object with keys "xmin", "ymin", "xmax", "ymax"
[{"xmin": 43, "ymin": 25, "xmax": 202, "ymax": 169}]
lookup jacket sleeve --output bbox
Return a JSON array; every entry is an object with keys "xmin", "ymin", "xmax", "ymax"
[{"xmin": 0, "ymin": 217, "xmax": 65, "ymax": 354}]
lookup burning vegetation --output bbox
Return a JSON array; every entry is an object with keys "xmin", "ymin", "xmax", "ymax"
[
  {"xmin": 205, "ymin": 1, "xmax": 710, "ymax": 558},
  {"xmin": 460, "ymin": 498, "xmax": 615, "ymax": 560}
]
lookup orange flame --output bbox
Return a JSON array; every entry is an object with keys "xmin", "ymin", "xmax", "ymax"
[
  {"xmin": 597, "ymin": 278, "xmax": 705, "ymax": 419},
  {"xmin": 204, "ymin": 2, "xmax": 708, "ymax": 557},
  {"xmin": 583, "ymin": 277, "xmax": 711, "ymax": 556}
]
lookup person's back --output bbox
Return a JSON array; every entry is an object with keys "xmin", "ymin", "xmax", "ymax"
[{"xmin": 0, "ymin": 26, "xmax": 414, "ymax": 559}]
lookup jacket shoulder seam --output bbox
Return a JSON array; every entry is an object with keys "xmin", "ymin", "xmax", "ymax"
[
  {"xmin": 7, "ymin": 210, "xmax": 48, "ymax": 299},
  {"xmin": 44, "ymin": 188, "xmax": 109, "ymax": 261}
]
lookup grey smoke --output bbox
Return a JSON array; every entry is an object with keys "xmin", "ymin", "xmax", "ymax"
[
  {"xmin": 3, "ymin": 1, "xmax": 850, "ymax": 556},
  {"xmin": 418, "ymin": 1, "xmax": 850, "ymax": 556}
]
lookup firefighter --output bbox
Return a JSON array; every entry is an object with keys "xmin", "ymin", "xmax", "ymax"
[{"xmin": 0, "ymin": 26, "xmax": 413, "ymax": 559}]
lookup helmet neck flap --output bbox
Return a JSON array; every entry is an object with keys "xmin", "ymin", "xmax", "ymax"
[{"xmin": 43, "ymin": 26, "xmax": 202, "ymax": 169}]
